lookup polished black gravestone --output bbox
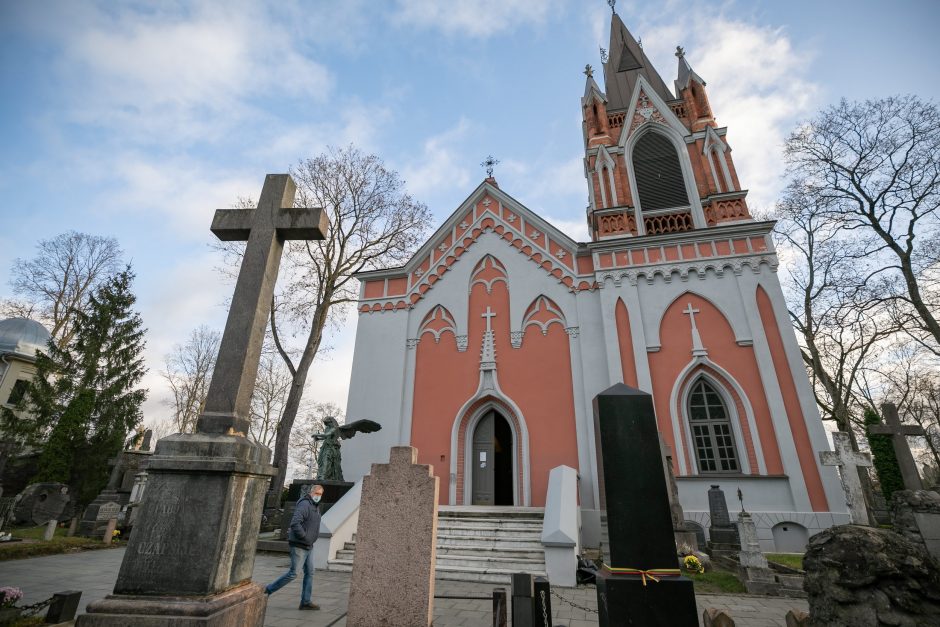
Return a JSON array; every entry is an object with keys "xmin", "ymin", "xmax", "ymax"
[{"xmin": 593, "ymin": 384, "xmax": 697, "ymax": 627}]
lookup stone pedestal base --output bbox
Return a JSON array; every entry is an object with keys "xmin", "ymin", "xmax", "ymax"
[
  {"xmin": 77, "ymin": 582, "xmax": 267, "ymax": 627},
  {"xmin": 595, "ymin": 569, "xmax": 698, "ymax": 627}
]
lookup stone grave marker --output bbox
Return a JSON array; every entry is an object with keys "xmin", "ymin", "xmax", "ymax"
[
  {"xmin": 13, "ymin": 483, "xmax": 70, "ymax": 525},
  {"xmin": 592, "ymin": 383, "xmax": 698, "ymax": 626},
  {"xmin": 707, "ymin": 485, "xmax": 739, "ymax": 549},
  {"xmin": 346, "ymin": 446, "xmax": 439, "ymax": 626},
  {"xmin": 77, "ymin": 174, "xmax": 328, "ymax": 627},
  {"xmin": 95, "ymin": 502, "xmax": 121, "ymax": 522},
  {"xmin": 736, "ymin": 511, "xmax": 776, "ymax": 595},
  {"xmin": 42, "ymin": 519, "xmax": 56, "ymax": 541},
  {"xmin": 819, "ymin": 432, "xmax": 872, "ymax": 525},
  {"xmin": 661, "ymin": 438, "xmax": 698, "ymax": 550},
  {"xmin": 870, "ymin": 402, "xmax": 925, "ymax": 491}
]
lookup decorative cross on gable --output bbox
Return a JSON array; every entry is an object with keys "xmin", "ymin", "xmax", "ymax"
[
  {"xmin": 481, "ymin": 156, "xmax": 499, "ymax": 178},
  {"xmin": 870, "ymin": 402, "xmax": 925, "ymax": 490},
  {"xmin": 481, "ymin": 306, "xmax": 496, "ymax": 334},
  {"xmin": 682, "ymin": 302, "xmax": 707, "ymax": 357},
  {"xmin": 200, "ymin": 174, "xmax": 328, "ymax": 435},
  {"xmin": 819, "ymin": 432, "xmax": 873, "ymax": 525}
]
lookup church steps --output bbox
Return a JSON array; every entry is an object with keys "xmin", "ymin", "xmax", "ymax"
[{"xmin": 327, "ymin": 508, "xmax": 547, "ymax": 583}]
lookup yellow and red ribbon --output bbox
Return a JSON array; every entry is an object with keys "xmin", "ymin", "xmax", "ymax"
[{"xmin": 603, "ymin": 565, "xmax": 682, "ymax": 586}]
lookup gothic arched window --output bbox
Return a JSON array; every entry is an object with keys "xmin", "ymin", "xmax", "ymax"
[
  {"xmin": 688, "ymin": 379, "xmax": 739, "ymax": 473},
  {"xmin": 632, "ymin": 131, "xmax": 689, "ymax": 211}
]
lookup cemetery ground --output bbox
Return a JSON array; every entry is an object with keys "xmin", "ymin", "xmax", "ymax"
[
  {"xmin": 0, "ymin": 525, "xmax": 122, "ymax": 561},
  {"xmin": 4, "ymin": 547, "xmax": 809, "ymax": 626}
]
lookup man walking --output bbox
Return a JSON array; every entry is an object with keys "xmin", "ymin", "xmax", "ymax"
[{"xmin": 265, "ymin": 484, "xmax": 324, "ymax": 610}]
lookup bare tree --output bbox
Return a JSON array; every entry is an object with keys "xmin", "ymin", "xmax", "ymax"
[
  {"xmin": 2, "ymin": 231, "xmax": 124, "ymax": 346},
  {"xmin": 784, "ymin": 96, "xmax": 940, "ymax": 354},
  {"xmin": 161, "ymin": 325, "xmax": 220, "ymax": 434},
  {"xmin": 290, "ymin": 402, "xmax": 343, "ymax": 479},
  {"xmin": 252, "ymin": 145, "xmax": 432, "ymax": 499},
  {"xmin": 248, "ymin": 350, "xmax": 294, "ymax": 449}
]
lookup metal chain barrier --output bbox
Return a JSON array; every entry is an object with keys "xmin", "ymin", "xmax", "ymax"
[
  {"xmin": 550, "ymin": 588, "xmax": 598, "ymax": 614},
  {"xmin": 539, "ymin": 589, "xmax": 549, "ymax": 623},
  {"xmin": 18, "ymin": 596, "xmax": 53, "ymax": 616}
]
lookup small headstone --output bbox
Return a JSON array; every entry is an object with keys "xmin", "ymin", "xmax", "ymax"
[
  {"xmin": 95, "ymin": 501, "xmax": 121, "ymax": 522},
  {"xmin": 702, "ymin": 608, "xmax": 736, "ymax": 627},
  {"xmin": 870, "ymin": 403, "xmax": 925, "ymax": 491},
  {"xmin": 512, "ymin": 573, "xmax": 535, "ymax": 627},
  {"xmin": 45, "ymin": 590, "xmax": 82, "ymax": 623},
  {"xmin": 593, "ymin": 384, "xmax": 698, "ymax": 627},
  {"xmin": 707, "ymin": 485, "xmax": 740, "ymax": 548},
  {"xmin": 43, "ymin": 519, "xmax": 57, "ymax": 541},
  {"xmin": 67, "ymin": 516, "xmax": 78, "ymax": 537},
  {"xmin": 346, "ymin": 446, "xmax": 439, "ymax": 626},
  {"xmin": 819, "ymin": 432, "xmax": 873, "ymax": 525},
  {"xmin": 785, "ymin": 609, "xmax": 810, "ymax": 627}
]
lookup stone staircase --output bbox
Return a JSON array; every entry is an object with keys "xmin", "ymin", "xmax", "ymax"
[{"xmin": 327, "ymin": 506, "xmax": 546, "ymax": 584}]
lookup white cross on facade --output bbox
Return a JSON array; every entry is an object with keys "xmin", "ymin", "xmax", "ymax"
[
  {"xmin": 481, "ymin": 306, "xmax": 496, "ymax": 333},
  {"xmin": 682, "ymin": 302, "xmax": 707, "ymax": 356}
]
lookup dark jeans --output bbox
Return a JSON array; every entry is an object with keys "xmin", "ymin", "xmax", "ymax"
[{"xmin": 265, "ymin": 544, "xmax": 315, "ymax": 605}]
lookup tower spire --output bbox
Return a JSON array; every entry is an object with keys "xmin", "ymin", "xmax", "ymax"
[{"xmin": 602, "ymin": 11, "xmax": 674, "ymax": 111}]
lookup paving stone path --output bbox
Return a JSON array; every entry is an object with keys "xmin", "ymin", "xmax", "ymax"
[{"xmin": 2, "ymin": 548, "xmax": 808, "ymax": 626}]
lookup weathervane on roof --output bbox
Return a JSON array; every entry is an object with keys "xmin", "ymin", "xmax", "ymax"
[
  {"xmin": 675, "ymin": 45, "xmax": 685, "ymax": 59},
  {"xmin": 607, "ymin": 0, "xmax": 616, "ymax": 14},
  {"xmin": 599, "ymin": 47, "xmax": 608, "ymax": 64},
  {"xmin": 481, "ymin": 155, "xmax": 499, "ymax": 178},
  {"xmin": 584, "ymin": 64, "xmax": 594, "ymax": 78}
]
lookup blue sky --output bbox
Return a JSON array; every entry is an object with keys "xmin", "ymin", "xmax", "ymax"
[{"xmin": 1, "ymin": 0, "xmax": 938, "ymax": 432}]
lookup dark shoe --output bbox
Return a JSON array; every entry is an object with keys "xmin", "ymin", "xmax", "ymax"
[{"xmin": 299, "ymin": 603, "xmax": 320, "ymax": 610}]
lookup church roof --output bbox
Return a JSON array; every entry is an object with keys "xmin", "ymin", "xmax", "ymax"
[
  {"xmin": 603, "ymin": 12, "xmax": 674, "ymax": 112},
  {"xmin": 0, "ymin": 318, "xmax": 51, "ymax": 359}
]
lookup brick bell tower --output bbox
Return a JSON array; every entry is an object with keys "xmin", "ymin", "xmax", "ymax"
[{"xmin": 583, "ymin": 8, "xmax": 751, "ymax": 240}]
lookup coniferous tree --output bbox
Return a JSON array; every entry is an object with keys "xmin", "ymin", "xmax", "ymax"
[{"xmin": 2, "ymin": 269, "xmax": 147, "ymax": 506}]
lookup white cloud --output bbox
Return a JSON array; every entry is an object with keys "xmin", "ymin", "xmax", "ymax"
[
  {"xmin": 399, "ymin": 119, "xmax": 475, "ymax": 201},
  {"xmin": 392, "ymin": 0, "xmax": 563, "ymax": 37}
]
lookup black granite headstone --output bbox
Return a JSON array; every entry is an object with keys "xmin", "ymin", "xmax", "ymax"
[
  {"xmin": 45, "ymin": 590, "xmax": 82, "ymax": 622},
  {"xmin": 511, "ymin": 573, "xmax": 535, "ymax": 627},
  {"xmin": 593, "ymin": 383, "xmax": 698, "ymax": 626}
]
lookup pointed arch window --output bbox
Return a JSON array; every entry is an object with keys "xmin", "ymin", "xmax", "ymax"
[
  {"xmin": 632, "ymin": 131, "xmax": 689, "ymax": 211},
  {"xmin": 688, "ymin": 379, "xmax": 739, "ymax": 473}
]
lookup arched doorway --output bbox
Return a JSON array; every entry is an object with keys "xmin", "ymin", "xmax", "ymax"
[{"xmin": 471, "ymin": 410, "xmax": 514, "ymax": 505}]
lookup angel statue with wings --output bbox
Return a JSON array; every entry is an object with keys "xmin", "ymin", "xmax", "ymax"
[{"xmin": 314, "ymin": 416, "xmax": 382, "ymax": 482}]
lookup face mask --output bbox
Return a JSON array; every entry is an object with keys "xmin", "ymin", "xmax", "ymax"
[{"xmin": 312, "ymin": 495, "xmax": 322, "ymax": 503}]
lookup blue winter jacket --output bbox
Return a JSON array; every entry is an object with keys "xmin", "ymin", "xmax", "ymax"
[{"xmin": 287, "ymin": 495, "xmax": 321, "ymax": 550}]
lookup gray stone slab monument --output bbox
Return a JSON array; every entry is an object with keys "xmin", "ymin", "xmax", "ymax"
[
  {"xmin": 706, "ymin": 485, "xmax": 739, "ymax": 550},
  {"xmin": 819, "ymin": 431, "xmax": 872, "ymax": 525},
  {"xmin": 346, "ymin": 446, "xmax": 439, "ymax": 626},
  {"xmin": 77, "ymin": 174, "xmax": 327, "ymax": 627},
  {"xmin": 870, "ymin": 402, "xmax": 925, "ymax": 491}
]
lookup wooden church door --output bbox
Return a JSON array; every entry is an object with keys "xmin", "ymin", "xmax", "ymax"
[{"xmin": 471, "ymin": 412, "xmax": 496, "ymax": 505}]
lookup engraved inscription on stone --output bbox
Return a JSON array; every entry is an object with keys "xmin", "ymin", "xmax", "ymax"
[{"xmin": 96, "ymin": 502, "xmax": 121, "ymax": 521}]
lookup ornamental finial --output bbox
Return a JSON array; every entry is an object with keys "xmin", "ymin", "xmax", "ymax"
[
  {"xmin": 584, "ymin": 64, "xmax": 594, "ymax": 78},
  {"xmin": 607, "ymin": 0, "xmax": 616, "ymax": 14},
  {"xmin": 481, "ymin": 155, "xmax": 499, "ymax": 178},
  {"xmin": 675, "ymin": 45, "xmax": 685, "ymax": 59}
]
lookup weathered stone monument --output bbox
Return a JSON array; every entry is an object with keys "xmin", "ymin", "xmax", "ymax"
[
  {"xmin": 871, "ymin": 403, "xmax": 925, "ymax": 491},
  {"xmin": 804, "ymin": 524, "xmax": 940, "ymax": 626},
  {"xmin": 661, "ymin": 437, "xmax": 698, "ymax": 550},
  {"xmin": 891, "ymin": 489, "xmax": 940, "ymax": 562},
  {"xmin": 12, "ymin": 482, "xmax": 70, "ymax": 525},
  {"xmin": 592, "ymin": 384, "xmax": 697, "ymax": 627},
  {"xmin": 79, "ymin": 430, "xmax": 153, "ymax": 536},
  {"xmin": 346, "ymin": 446, "xmax": 439, "ymax": 626},
  {"xmin": 77, "ymin": 174, "xmax": 327, "ymax": 626},
  {"xmin": 706, "ymin": 485, "xmax": 739, "ymax": 552},
  {"xmin": 735, "ymin": 511, "xmax": 776, "ymax": 595},
  {"xmin": 819, "ymin": 431, "xmax": 872, "ymax": 525}
]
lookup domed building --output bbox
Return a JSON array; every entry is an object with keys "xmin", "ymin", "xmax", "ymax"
[{"xmin": 0, "ymin": 317, "xmax": 51, "ymax": 411}]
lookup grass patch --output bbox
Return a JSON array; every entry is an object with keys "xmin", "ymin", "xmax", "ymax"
[
  {"xmin": 0, "ymin": 526, "xmax": 122, "ymax": 561},
  {"xmin": 684, "ymin": 568, "xmax": 746, "ymax": 594},
  {"xmin": 767, "ymin": 553, "xmax": 803, "ymax": 570}
]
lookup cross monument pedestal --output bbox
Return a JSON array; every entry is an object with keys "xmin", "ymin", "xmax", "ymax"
[{"xmin": 77, "ymin": 174, "xmax": 328, "ymax": 627}]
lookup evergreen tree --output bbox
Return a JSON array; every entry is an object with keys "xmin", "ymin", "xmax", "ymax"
[
  {"xmin": 865, "ymin": 407, "xmax": 904, "ymax": 501},
  {"xmin": 2, "ymin": 269, "xmax": 147, "ymax": 506}
]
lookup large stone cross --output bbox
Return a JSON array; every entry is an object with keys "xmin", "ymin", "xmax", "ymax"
[
  {"xmin": 870, "ymin": 402, "xmax": 925, "ymax": 491},
  {"xmin": 198, "ymin": 174, "xmax": 328, "ymax": 436},
  {"xmin": 820, "ymin": 432, "xmax": 873, "ymax": 524}
]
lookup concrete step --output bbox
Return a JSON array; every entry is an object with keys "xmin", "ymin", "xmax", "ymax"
[
  {"xmin": 436, "ymin": 533, "xmax": 543, "ymax": 550},
  {"xmin": 436, "ymin": 554, "xmax": 545, "ymax": 571},
  {"xmin": 435, "ymin": 525, "xmax": 543, "ymax": 538},
  {"xmin": 437, "ymin": 519, "xmax": 543, "ymax": 531}
]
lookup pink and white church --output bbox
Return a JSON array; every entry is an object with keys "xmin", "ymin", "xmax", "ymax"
[{"xmin": 341, "ymin": 11, "xmax": 848, "ymax": 551}]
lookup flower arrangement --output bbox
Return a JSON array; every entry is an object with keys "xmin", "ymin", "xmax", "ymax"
[
  {"xmin": 112, "ymin": 530, "xmax": 121, "ymax": 538},
  {"xmin": 0, "ymin": 587, "xmax": 23, "ymax": 609},
  {"xmin": 683, "ymin": 555, "xmax": 704, "ymax": 574}
]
